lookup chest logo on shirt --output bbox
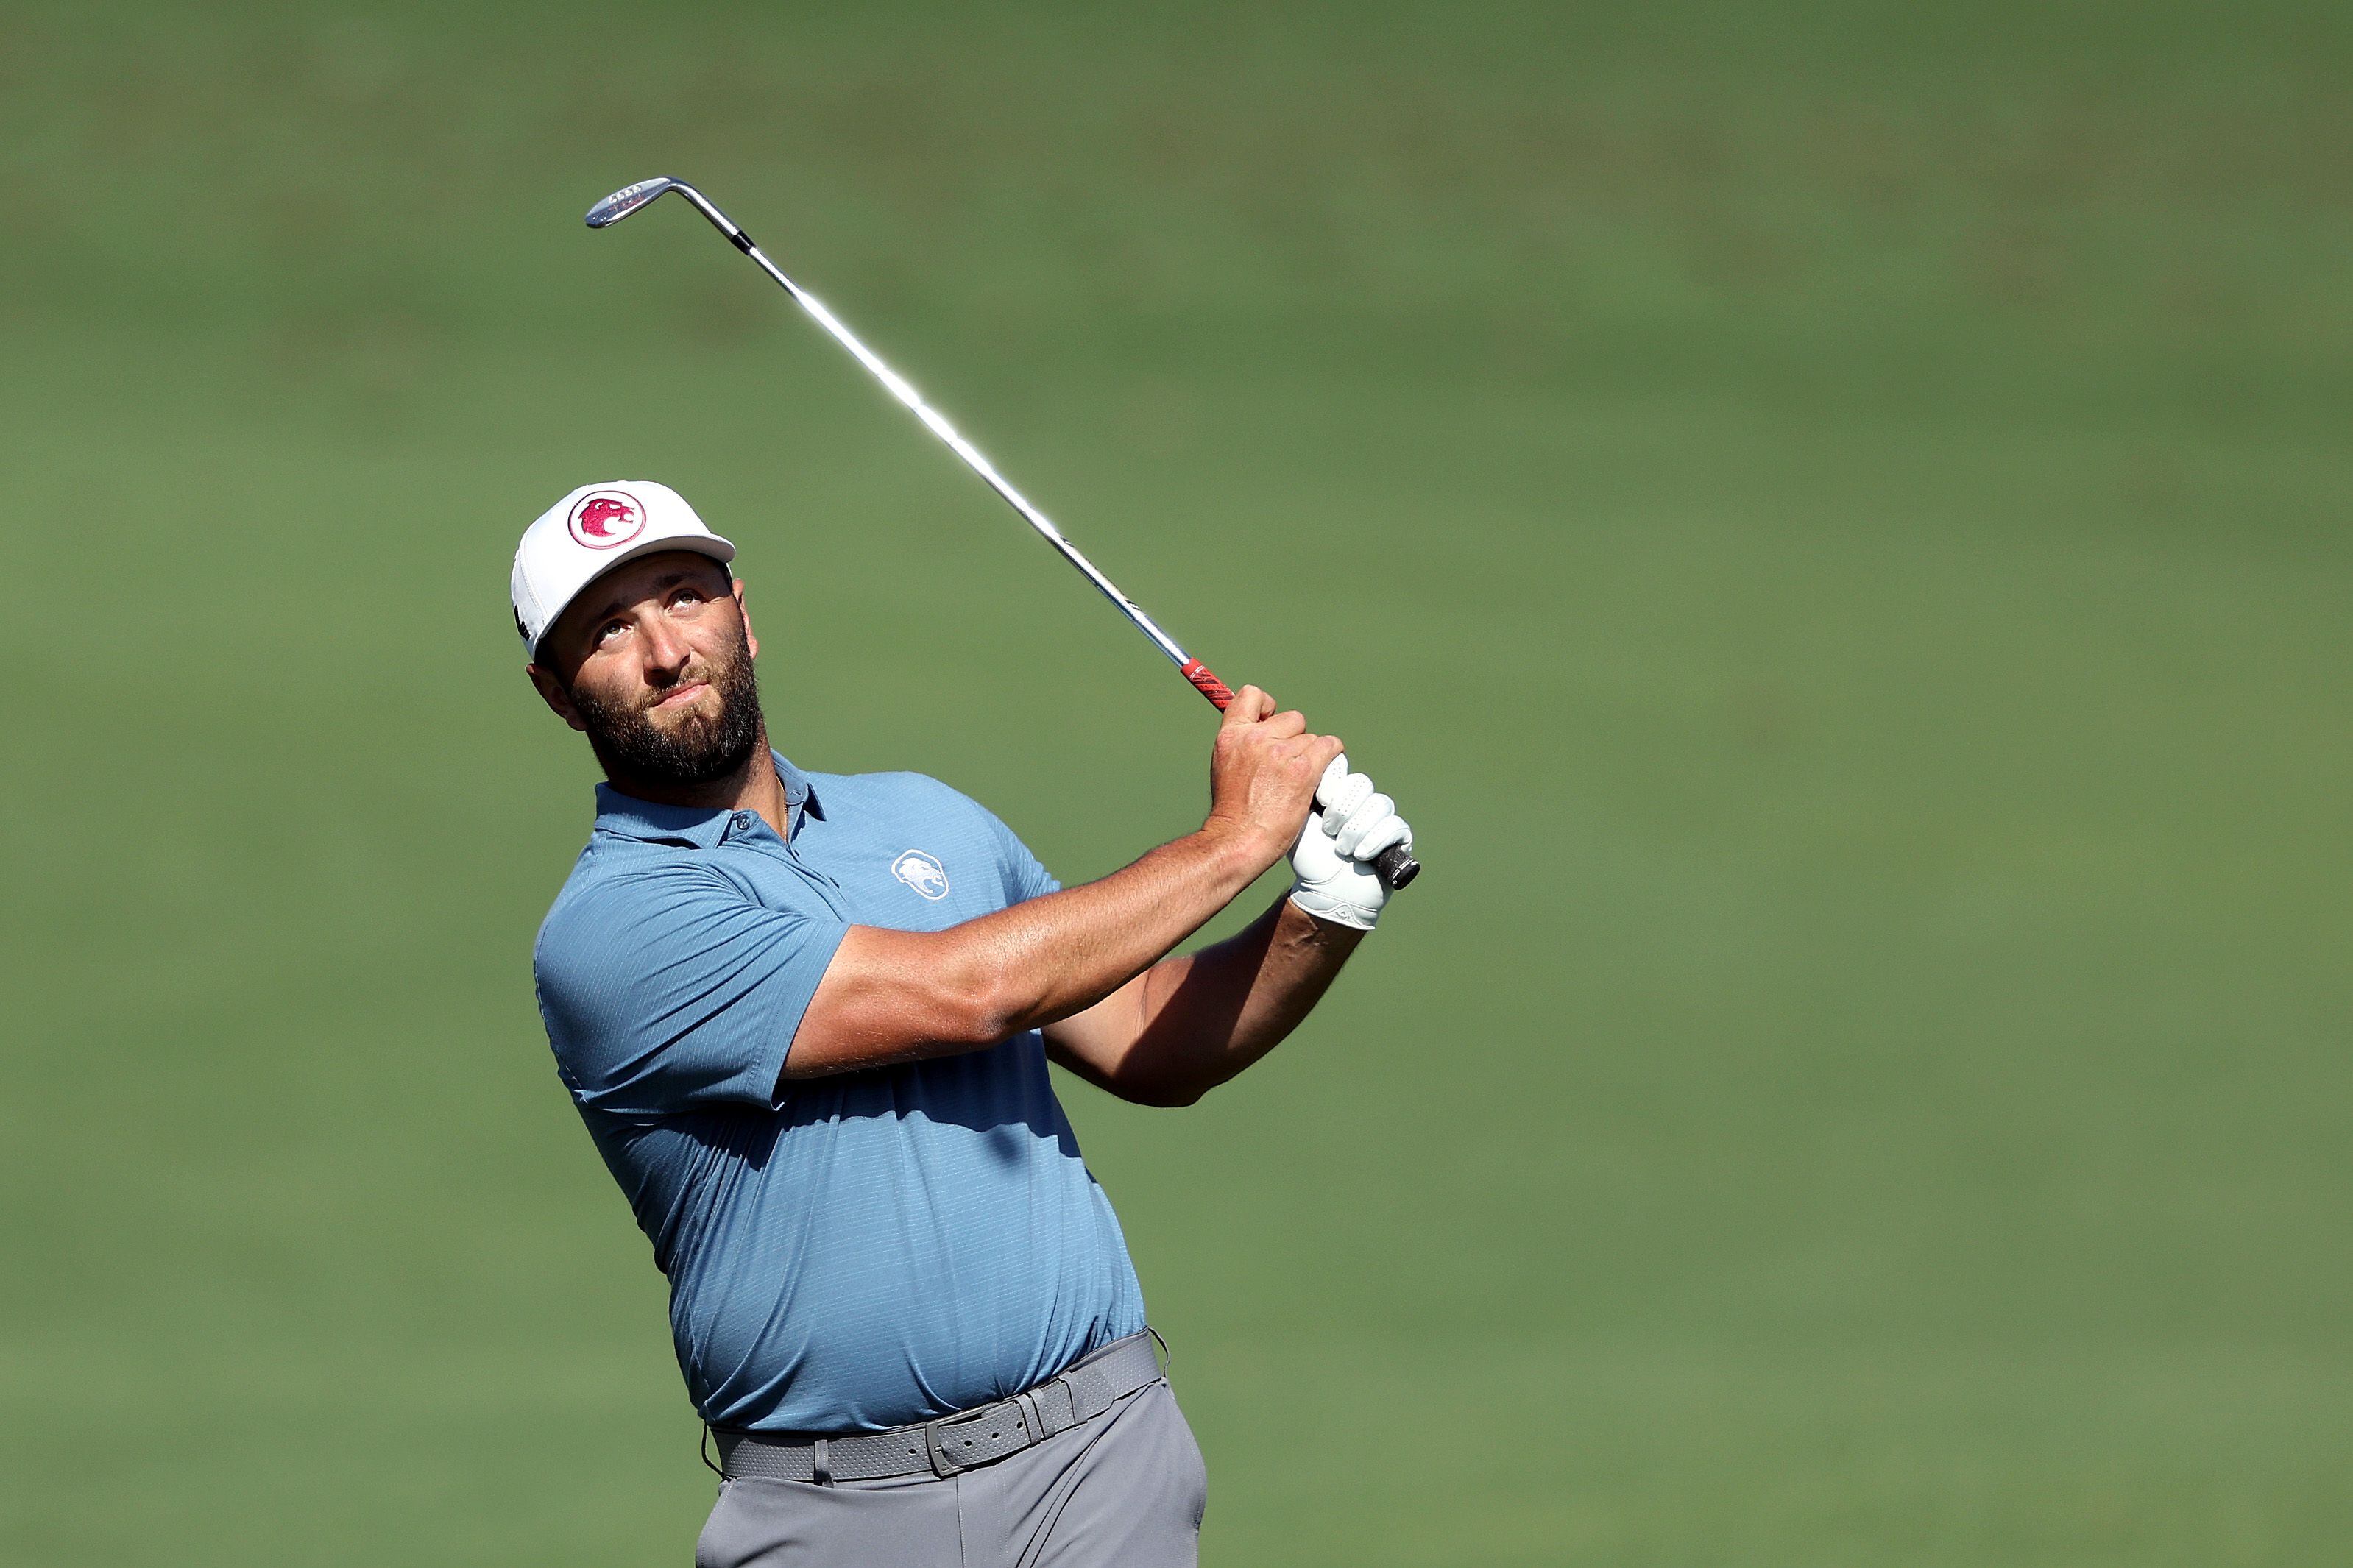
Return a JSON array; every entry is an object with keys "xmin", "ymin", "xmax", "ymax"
[{"xmin": 890, "ymin": 848, "xmax": 951, "ymax": 900}]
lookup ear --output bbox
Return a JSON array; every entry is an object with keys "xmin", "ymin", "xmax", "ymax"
[
  {"xmin": 526, "ymin": 663, "xmax": 590, "ymax": 732},
  {"xmin": 732, "ymin": 576, "xmax": 759, "ymax": 660}
]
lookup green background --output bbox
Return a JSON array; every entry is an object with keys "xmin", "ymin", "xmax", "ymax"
[{"xmin": 5, "ymin": 1, "xmax": 2349, "ymax": 1562}]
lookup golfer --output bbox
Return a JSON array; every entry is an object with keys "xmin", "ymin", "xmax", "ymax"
[{"xmin": 513, "ymin": 480, "xmax": 1412, "ymax": 1567}]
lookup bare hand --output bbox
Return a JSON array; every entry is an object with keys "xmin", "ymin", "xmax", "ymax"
[{"xmin": 1202, "ymin": 687, "xmax": 1345, "ymax": 873}]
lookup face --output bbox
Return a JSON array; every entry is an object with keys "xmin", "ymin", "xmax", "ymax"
[{"xmin": 528, "ymin": 551, "xmax": 765, "ymax": 788}]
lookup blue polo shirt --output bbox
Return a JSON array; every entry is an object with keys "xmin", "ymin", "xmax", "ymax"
[{"xmin": 532, "ymin": 753, "xmax": 1146, "ymax": 1433}]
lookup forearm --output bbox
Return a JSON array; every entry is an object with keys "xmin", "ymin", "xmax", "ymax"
[
  {"xmin": 1050, "ymin": 898, "xmax": 1364, "ymax": 1106},
  {"xmin": 971, "ymin": 826, "xmax": 1276, "ymax": 1035},
  {"xmin": 784, "ymin": 823, "xmax": 1273, "ymax": 1077},
  {"xmin": 788, "ymin": 683, "xmax": 1347, "ymax": 1079}
]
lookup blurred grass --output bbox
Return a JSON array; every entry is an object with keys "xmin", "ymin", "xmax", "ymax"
[{"xmin": 4, "ymin": 1, "xmax": 2351, "ymax": 1563}]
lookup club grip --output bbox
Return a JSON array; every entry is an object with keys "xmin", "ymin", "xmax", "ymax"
[
  {"xmin": 1181, "ymin": 659, "xmax": 1236, "ymax": 708},
  {"xmin": 1372, "ymin": 842, "xmax": 1420, "ymax": 890},
  {"xmin": 1183, "ymin": 659, "xmax": 1423, "ymax": 893}
]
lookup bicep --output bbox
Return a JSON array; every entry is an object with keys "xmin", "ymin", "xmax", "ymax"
[
  {"xmin": 785, "ymin": 923, "xmax": 1003, "ymax": 1078},
  {"xmin": 1041, "ymin": 972, "xmax": 1150, "ymax": 1092}
]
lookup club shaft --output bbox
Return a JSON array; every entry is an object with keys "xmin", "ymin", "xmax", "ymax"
[
  {"xmin": 632, "ymin": 181, "xmax": 1416, "ymax": 889},
  {"xmin": 667, "ymin": 186, "xmax": 1206, "ymax": 680}
]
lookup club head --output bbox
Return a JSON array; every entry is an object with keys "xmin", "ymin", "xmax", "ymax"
[{"xmin": 586, "ymin": 177, "xmax": 681, "ymax": 228}]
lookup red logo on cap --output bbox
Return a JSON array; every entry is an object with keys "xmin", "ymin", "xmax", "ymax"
[{"xmin": 568, "ymin": 490, "xmax": 646, "ymax": 550}]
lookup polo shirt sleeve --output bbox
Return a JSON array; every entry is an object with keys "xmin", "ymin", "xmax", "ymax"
[
  {"xmin": 976, "ymin": 802, "xmax": 1061, "ymax": 902},
  {"xmin": 534, "ymin": 861, "xmax": 849, "ymax": 1116}
]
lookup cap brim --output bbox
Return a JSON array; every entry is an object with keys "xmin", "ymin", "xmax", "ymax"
[{"xmin": 530, "ymin": 532, "xmax": 739, "ymax": 662}]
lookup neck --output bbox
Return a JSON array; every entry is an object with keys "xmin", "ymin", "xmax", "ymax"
[{"xmin": 604, "ymin": 724, "xmax": 791, "ymax": 837}]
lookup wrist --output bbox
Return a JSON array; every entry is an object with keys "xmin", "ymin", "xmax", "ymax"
[
  {"xmin": 1197, "ymin": 815, "xmax": 1283, "ymax": 882},
  {"xmin": 1288, "ymin": 884, "xmax": 1379, "ymax": 933}
]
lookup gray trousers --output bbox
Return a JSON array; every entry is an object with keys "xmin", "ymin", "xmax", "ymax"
[{"xmin": 695, "ymin": 1380, "xmax": 1208, "ymax": 1567}]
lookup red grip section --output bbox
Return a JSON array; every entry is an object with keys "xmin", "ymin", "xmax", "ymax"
[{"xmin": 1180, "ymin": 659, "xmax": 1236, "ymax": 710}]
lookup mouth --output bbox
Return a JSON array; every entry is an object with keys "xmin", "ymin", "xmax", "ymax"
[{"xmin": 653, "ymin": 679, "xmax": 712, "ymax": 711}]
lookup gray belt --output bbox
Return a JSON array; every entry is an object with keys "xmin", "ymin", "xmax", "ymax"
[{"xmin": 710, "ymin": 1330, "xmax": 1165, "ymax": 1483}]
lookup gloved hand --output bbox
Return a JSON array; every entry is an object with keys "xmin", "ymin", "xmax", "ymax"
[{"xmin": 1289, "ymin": 755, "xmax": 1412, "ymax": 932}]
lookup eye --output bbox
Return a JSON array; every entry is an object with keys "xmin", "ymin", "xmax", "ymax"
[
  {"xmin": 671, "ymin": 586, "xmax": 707, "ymax": 609},
  {"xmin": 595, "ymin": 618, "xmax": 630, "ymax": 646}
]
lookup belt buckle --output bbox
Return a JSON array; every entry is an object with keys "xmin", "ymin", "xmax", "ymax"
[
  {"xmin": 923, "ymin": 1413, "xmax": 970, "ymax": 1477},
  {"xmin": 923, "ymin": 1400, "xmax": 1028, "ymax": 1478},
  {"xmin": 917, "ymin": 1419, "xmax": 955, "ymax": 1476}
]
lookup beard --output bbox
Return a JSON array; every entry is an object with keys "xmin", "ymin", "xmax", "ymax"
[{"xmin": 568, "ymin": 632, "xmax": 765, "ymax": 789}]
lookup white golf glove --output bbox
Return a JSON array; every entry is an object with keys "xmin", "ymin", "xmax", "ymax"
[{"xmin": 1289, "ymin": 755, "xmax": 1412, "ymax": 932}]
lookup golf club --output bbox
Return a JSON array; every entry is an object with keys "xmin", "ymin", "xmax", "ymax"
[{"xmin": 584, "ymin": 176, "xmax": 1420, "ymax": 891}]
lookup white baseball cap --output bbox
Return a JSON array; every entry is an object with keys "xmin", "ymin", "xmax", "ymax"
[{"xmin": 511, "ymin": 480, "xmax": 737, "ymax": 659}]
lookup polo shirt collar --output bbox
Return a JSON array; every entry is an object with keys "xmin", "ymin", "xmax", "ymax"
[{"xmin": 593, "ymin": 751, "xmax": 814, "ymax": 848}]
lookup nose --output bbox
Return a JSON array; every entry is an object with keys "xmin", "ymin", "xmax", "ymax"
[{"xmin": 639, "ymin": 613, "xmax": 694, "ymax": 678}]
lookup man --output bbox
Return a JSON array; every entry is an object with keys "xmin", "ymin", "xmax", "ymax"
[{"xmin": 512, "ymin": 480, "xmax": 1412, "ymax": 1567}]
